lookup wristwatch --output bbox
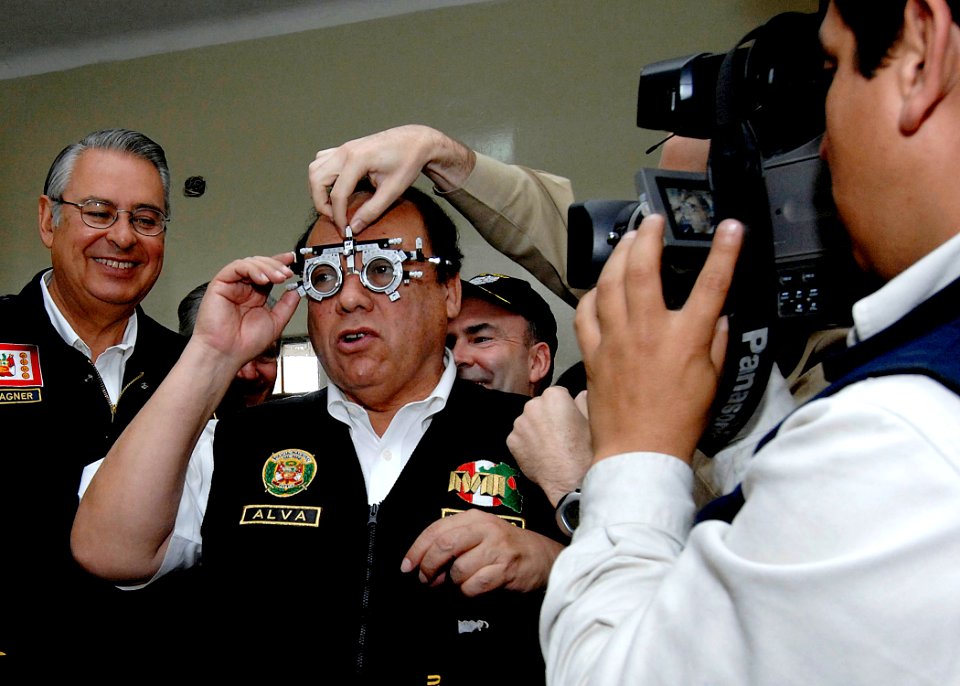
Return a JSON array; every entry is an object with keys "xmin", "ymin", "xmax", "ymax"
[{"xmin": 555, "ymin": 489, "xmax": 581, "ymax": 538}]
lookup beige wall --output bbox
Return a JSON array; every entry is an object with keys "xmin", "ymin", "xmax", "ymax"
[{"xmin": 0, "ymin": 0, "xmax": 816, "ymax": 376}]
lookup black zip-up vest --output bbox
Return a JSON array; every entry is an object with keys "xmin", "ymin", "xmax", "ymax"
[{"xmin": 202, "ymin": 379, "xmax": 563, "ymax": 684}]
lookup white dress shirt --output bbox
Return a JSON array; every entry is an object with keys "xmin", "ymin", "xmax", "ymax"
[{"xmin": 41, "ymin": 269, "xmax": 137, "ymax": 404}]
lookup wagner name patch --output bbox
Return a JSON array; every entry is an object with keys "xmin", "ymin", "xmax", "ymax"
[
  {"xmin": 0, "ymin": 388, "xmax": 41, "ymax": 404},
  {"xmin": 240, "ymin": 505, "xmax": 321, "ymax": 527}
]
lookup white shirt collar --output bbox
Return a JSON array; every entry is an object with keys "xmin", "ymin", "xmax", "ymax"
[
  {"xmin": 850, "ymin": 232, "xmax": 960, "ymax": 345},
  {"xmin": 40, "ymin": 268, "xmax": 138, "ymax": 359},
  {"xmin": 326, "ymin": 349, "xmax": 457, "ymax": 424},
  {"xmin": 40, "ymin": 269, "xmax": 139, "ymax": 404},
  {"xmin": 326, "ymin": 351, "xmax": 457, "ymax": 504}
]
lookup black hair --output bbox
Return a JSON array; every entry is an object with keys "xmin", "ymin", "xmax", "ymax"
[{"xmin": 833, "ymin": 0, "xmax": 959, "ymax": 76}]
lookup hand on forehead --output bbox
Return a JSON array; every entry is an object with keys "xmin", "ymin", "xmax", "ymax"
[{"xmin": 309, "ymin": 196, "xmax": 430, "ymax": 250}]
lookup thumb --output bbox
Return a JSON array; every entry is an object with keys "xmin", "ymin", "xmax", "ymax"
[
  {"xmin": 574, "ymin": 390, "xmax": 589, "ymax": 419},
  {"xmin": 710, "ymin": 315, "xmax": 729, "ymax": 373},
  {"xmin": 271, "ymin": 288, "xmax": 302, "ymax": 333}
]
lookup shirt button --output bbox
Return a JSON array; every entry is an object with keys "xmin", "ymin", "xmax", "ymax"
[{"xmin": 382, "ymin": 449, "xmax": 393, "ymax": 461}]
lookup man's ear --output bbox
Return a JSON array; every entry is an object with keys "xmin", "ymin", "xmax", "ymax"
[
  {"xmin": 899, "ymin": 0, "xmax": 959, "ymax": 133},
  {"xmin": 527, "ymin": 341, "xmax": 552, "ymax": 386},
  {"xmin": 39, "ymin": 195, "xmax": 56, "ymax": 248},
  {"xmin": 444, "ymin": 274, "xmax": 462, "ymax": 321}
]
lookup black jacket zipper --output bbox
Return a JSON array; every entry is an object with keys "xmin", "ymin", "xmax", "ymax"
[{"xmin": 356, "ymin": 502, "xmax": 379, "ymax": 676}]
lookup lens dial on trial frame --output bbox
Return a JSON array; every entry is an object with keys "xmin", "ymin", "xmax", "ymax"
[{"xmin": 293, "ymin": 226, "xmax": 452, "ymax": 302}]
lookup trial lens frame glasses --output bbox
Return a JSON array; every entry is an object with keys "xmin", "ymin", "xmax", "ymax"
[
  {"xmin": 54, "ymin": 198, "xmax": 169, "ymax": 236},
  {"xmin": 292, "ymin": 226, "xmax": 453, "ymax": 302}
]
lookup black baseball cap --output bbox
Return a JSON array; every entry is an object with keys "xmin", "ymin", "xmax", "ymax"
[{"xmin": 461, "ymin": 273, "xmax": 558, "ymax": 356}]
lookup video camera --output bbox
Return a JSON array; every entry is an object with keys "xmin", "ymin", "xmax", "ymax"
[{"xmin": 568, "ymin": 10, "xmax": 870, "ymax": 454}]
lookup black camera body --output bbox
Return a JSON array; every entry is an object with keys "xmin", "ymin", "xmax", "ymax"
[
  {"xmin": 568, "ymin": 10, "xmax": 870, "ymax": 453},
  {"xmin": 569, "ymin": 137, "xmax": 855, "ymax": 326}
]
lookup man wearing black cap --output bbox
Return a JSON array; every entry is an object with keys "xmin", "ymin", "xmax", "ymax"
[{"xmin": 448, "ymin": 273, "xmax": 557, "ymax": 397}]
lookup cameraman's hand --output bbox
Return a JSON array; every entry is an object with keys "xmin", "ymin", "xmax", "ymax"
[
  {"xmin": 507, "ymin": 387, "xmax": 592, "ymax": 506},
  {"xmin": 309, "ymin": 124, "xmax": 476, "ymax": 233},
  {"xmin": 576, "ymin": 215, "xmax": 743, "ymax": 465}
]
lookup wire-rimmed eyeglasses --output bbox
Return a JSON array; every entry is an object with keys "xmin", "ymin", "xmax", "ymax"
[{"xmin": 53, "ymin": 198, "xmax": 169, "ymax": 236}]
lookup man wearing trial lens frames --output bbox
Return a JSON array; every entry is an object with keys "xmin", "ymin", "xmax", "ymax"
[{"xmin": 74, "ymin": 178, "xmax": 565, "ymax": 683}]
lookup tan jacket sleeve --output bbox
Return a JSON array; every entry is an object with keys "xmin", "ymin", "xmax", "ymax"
[{"xmin": 438, "ymin": 153, "xmax": 587, "ymax": 307}]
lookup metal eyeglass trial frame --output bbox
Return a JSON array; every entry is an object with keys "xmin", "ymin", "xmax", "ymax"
[{"xmin": 291, "ymin": 227, "xmax": 452, "ymax": 302}]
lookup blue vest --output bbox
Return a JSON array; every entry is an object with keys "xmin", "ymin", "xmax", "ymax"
[{"xmin": 696, "ymin": 275, "xmax": 960, "ymax": 524}]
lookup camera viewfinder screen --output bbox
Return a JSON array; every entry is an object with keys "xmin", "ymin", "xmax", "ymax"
[{"xmin": 661, "ymin": 182, "xmax": 715, "ymax": 240}]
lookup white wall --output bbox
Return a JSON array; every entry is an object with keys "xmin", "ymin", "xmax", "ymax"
[{"xmin": 0, "ymin": 0, "xmax": 817, "ymax": 376}]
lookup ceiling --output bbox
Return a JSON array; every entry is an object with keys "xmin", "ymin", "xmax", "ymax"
[{"xmin": 1, "ymin": 0, "xmax": 490, "ymax": 81}]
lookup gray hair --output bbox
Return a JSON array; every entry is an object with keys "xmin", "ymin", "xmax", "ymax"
[{"xmin": 44, "ymin": 128, "xmax": 170, "ymax": 225}]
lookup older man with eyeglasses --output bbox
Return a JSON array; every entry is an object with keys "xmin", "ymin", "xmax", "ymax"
[{"xmin": 0, "ymin": 128, "xmax": 186, "ymax": 659}]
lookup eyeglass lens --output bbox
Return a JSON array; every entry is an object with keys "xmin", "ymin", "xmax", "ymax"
[
  {"xmin": 79, "ymin": 200, "xmax": 165, "ymax": 235},
  {"xmin": 363, "ymin": 257, "xmax": 398, "ymax": 290},
  {"xmin": 309, "ymin": 262, "xmax": 341, "ymax": 296},
  {"xmin": 305, "ymin": 255, "xmax": 402, "ymax": 299}
]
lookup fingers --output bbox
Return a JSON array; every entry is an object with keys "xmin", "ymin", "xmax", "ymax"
[
  {"xmin": 401, "ymin": 511, "xmax": 560, "ymax": 596},
  {"xmin": 211, "ymin": 256, "xmax": 293, "ymax": 296},
  {"xmin": 684, "ymin": 219, "xmax": 743, "ymax": 346},
  {"xmin": 578, "ymin": 216, "xmax": 741, "ymax": 358},
  {"xmin": 326, "ymin": 164, "xmax": 368, "ymax": 231},
  {"xmin": 308, "ymin": 127, "xmax": 430, "ymax": 233},
  {"xmin": 710, "ymin": 315, "xmax": 730, "ymax": 372},
  {"xmin": 271, "ymin": 288, "xmax": 302, "ymax": 332},
  {"xmin": 619, "ymin": 215, "xmax": 669, "ymax": 321},
  {"xmin": 401, "ymin": 511, "xmax": 501, "ymax": 592},
  {"xmin": 574, "ymin": 288, "xmax": 600, "ymax": 364},
  {"xmin": 308, "ymin": 149, "xmax": 337, "ymax": 221},
  {"xmin": 310, "ymin": 155, "xmax": 385, "ymax": 234},
  {"xmin": 508, "ymin": 387, "xmax": 592, "ymax": 506},
  {"xmin": 309, "ymin": 149, "xmax": 358, "ymax": 230},
  {"xmin": 575, "ymin": 218, "xmax": 655, "ymax": 363},
  {"xmin": 271, "ymin": 250, "xmax": 298, "ymax": 266},
  {"xmin": 338, "ymin": 178, "xmax": 408, "ymax": 234},
  {"xmin": 206, "ymin": 253, "xmax": 299, "ymax": 328},
  {"xmin": 539, "ymin": 385, "xmax": 574, "ymax": 404},
  {"xmin": 574, "ymin": 390, "xmax": 589, "ymax": 419},
  {"xmin": 401, "ymin": 515, "xmax": 479, "ymax": 583},
  {"xmin": 573, "ymin": 213, "xmax": 744, "ymax": 463}
]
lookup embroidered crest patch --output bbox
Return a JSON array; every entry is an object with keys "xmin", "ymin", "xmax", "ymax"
[
  {"xmin": 262, "ymin": 448, "xmax": 317, "ymax": 497},
  {"xmin": 448, "ymin": 460, "xmax": 522, "ymax": 513},
  {"xmin": 0, "ymin": 343, "xmax": 43, "ymax": 403}
]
